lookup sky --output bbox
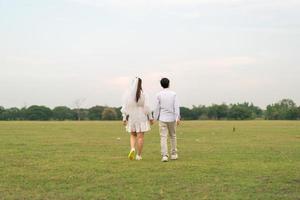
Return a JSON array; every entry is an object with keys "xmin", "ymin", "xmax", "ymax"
[{"xmin": 1, "ymin": 0, "xmax": 300, "ymax": 109}]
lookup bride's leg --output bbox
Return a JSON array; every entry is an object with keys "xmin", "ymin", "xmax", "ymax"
[
  {"xmin": 130, "ymin": 132, "xmax": 137, "ymax": 150},
  {"xmin": 137, "ymin": 132, "xmax": 144, "ymax": 156}
]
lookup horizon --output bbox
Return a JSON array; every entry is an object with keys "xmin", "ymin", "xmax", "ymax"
[
  {"xmin": 0, "ymin": 97, "xmax": 298, "ymax": 110},
  {"xmin": 1, "ymin": 0, "xmax": 300, "ymax": 109}
]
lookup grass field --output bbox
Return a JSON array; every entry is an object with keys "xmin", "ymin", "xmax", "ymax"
[{"xmin": 0, "ymin": 121, "xmax": 299, "ymax": 200}]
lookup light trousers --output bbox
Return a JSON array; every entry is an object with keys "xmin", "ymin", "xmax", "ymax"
[{"xmin": 159, "ymin": 121, "xmax": 177, "ymax": 156}]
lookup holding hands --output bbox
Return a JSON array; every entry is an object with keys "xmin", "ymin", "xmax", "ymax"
[{"xmin": 150, "ymin": 119, "xmax": 154, "ymax": 125}]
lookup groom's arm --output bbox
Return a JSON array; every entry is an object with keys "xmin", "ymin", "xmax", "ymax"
[
  {"xmin": 174, "ymin": 94, "xmax": 180, "ymax": 122},
  {"xmin": 153, "ymin": 94, "xmax": 160, "ymax": 121}
]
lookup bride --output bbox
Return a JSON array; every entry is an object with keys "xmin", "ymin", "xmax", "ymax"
[{"xmin": 121, "ymin": 77, "xmax": 154, "ymax": 161}]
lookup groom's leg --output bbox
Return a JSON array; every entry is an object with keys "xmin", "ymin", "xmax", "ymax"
[
  {"xmin": 159, "ymin": 121, "xmax": 168, "ymax": 156},
  {"xmin": 167, "ymin": 122, "xmax": 177, "ymax": 156}
]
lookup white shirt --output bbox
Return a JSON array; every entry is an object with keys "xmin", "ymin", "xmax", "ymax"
[{"xmin": 154, "ymin": 89, "xmax": 180, "ymax": 122}]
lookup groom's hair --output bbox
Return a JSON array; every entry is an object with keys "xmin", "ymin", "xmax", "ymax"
[{"xmin": 160, "ymin": 78, "xmax": 170, "ymax": 88}]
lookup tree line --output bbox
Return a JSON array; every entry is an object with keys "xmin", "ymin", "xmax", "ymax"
[
  {"xmin": 0, "ymin": 99, "xmax": 299, "ymax": 121},
  {"xmin": 181, "ymin": 99, "xmax": 300, "ymax": 120},
  {"xmin": 0, "ymin": 106, "xmax": 121, "ymax": 121}
]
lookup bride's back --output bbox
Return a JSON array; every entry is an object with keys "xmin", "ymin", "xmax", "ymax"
[{"xmin": 136, "ymin": 93, "xmax": 145, "ymax": 107}]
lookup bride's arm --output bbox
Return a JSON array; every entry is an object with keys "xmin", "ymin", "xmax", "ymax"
[
  {"xmin": 121, "ymin": 101, "xmax": 128, "ymax": 125},
  {"xmin": 143, "ymin": 93, "xmax": 153, "ymax": 121}
]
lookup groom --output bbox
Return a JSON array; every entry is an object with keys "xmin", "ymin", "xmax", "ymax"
[{"xmin": 154, "ymin": 78, "xmax": 180, "ymax": 162}]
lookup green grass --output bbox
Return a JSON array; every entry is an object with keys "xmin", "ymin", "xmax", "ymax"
[{"xmin": 0, "ymin": 121, "xmax": 299, "ymax": 200}]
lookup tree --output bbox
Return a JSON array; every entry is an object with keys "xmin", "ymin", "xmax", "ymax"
[
  {"xmin": 88, "ymin": 106, "xmax": 105, "ymax": 120},
  {"xmin": 102, "ymin": 107, "xmax": 118, "ymax": 120},
  {"xmin": 115, "ymin": 107, "xmax": 123, "ymax": 120},
  {"xmin": 207, "ymin": 104, "xmax": 229, "ymax": 120},
  {"xmin": 289, "ymin": 107, "xmax": 299, "ymax": 120},
  {"xmin": 217, "ymin": 104, "xmax": 229, "ymax": 119},
  {"xmin": 53, "ymin": 106, "xmax": 75, "ymax": 120},
  {"xmin": 280, "ymin": 99, "xmax": 296, "ymax": 108},
  {"xmin": 0, "ymin": 106, "xmax": 5, "ymax": 120},
  {"xmin": 25, "ymin": 105, "xmax": 52, "ymax": 120},
  {"xmin": 180, "ymin": 107, "xmax": 193, "ymax": 120},
  {"xmin": 265, "ymin": 104, "xmax": 279, "ymax": 120},
  {"xmin": 72, "ymin": 108, "xmax": 88, "ymax": 121},
  {"xmin": 249, "ymin": 103, "xmax": 263, "ymax": 118},
  {"xmin": 191, "ymin": 105, "xmax": 208, "ymax": 120},
  {"xmin": 265, "ymin": 99, "xmax": 298, "ymax": 120},
  {"xmin": 228, "ymin": 103, "xmax": 253, "ymax": 120},
  {"xmin": 74, "ymin": 98, "xmax": 86, "ymax": 121},
  {"xmin": 18, "ymin": 107, "xmax": 27, "ymax": 120},
  {"xmin": 1, "ymin": 107, "xmax": 21, "ymax": 120},
  {"xmin": 280, "ymin": 99, "xmax": 298, "ymax": 120}
]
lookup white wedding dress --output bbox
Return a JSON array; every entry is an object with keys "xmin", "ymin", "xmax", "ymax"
[{"xmin": 121, "ymin": 78, "xmax": 152, "ymax": 133}]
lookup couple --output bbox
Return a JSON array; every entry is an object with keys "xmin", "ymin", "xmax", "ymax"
[{"xmin": 121, "ymin": 77, "xmax": 180, "ymax": 162}]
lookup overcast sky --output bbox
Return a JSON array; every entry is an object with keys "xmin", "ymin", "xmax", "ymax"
[{"xmin": 1, "ymin": 0, "xmax": 300, "ymax": 109}]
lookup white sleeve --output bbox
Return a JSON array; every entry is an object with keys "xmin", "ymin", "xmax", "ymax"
[
  {"xmin": 121, "ymin": 93, "xmax": 128, "ymax": 121},
  {"xmin": 174, "ymin": 94, "xmax": 180, "ymax": 121},
  {"xmin": 154, "ymin": 94, "xmax": 160, "ymax": 120},
  {"xmin": 121, "ymin": 104, "xmax": 127, "ymax": 121}
]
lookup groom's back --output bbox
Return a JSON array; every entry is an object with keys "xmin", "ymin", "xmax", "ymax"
[
  {"xmin": 156, "ymin": 89, "xmax": 178, "ymax": 122},
  {"xmin": 158, "ymin": 89, "xmax": 176, "ymax": 107}
]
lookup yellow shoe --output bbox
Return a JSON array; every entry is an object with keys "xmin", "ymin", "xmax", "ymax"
[{"xmin": 128, "ymin": 149, "xmax": 135, "ymax": 160}]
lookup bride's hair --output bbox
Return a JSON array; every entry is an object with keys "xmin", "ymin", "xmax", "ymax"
[{"xmin": 136, "ymin": 78, "xmax": 143, "ymax": 102}]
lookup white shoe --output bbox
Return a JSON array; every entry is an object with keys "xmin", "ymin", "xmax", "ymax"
[
  {"xmin": 171, "ymin": 154, "xmax": 178, "ymax": 160},
  {"xmin": 136, "ymin": 155, "xmax": 142, "ymax": 161},
  {"xmin": 161, "ymin": 155, "xmax": 169, "ymax": 162}
]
